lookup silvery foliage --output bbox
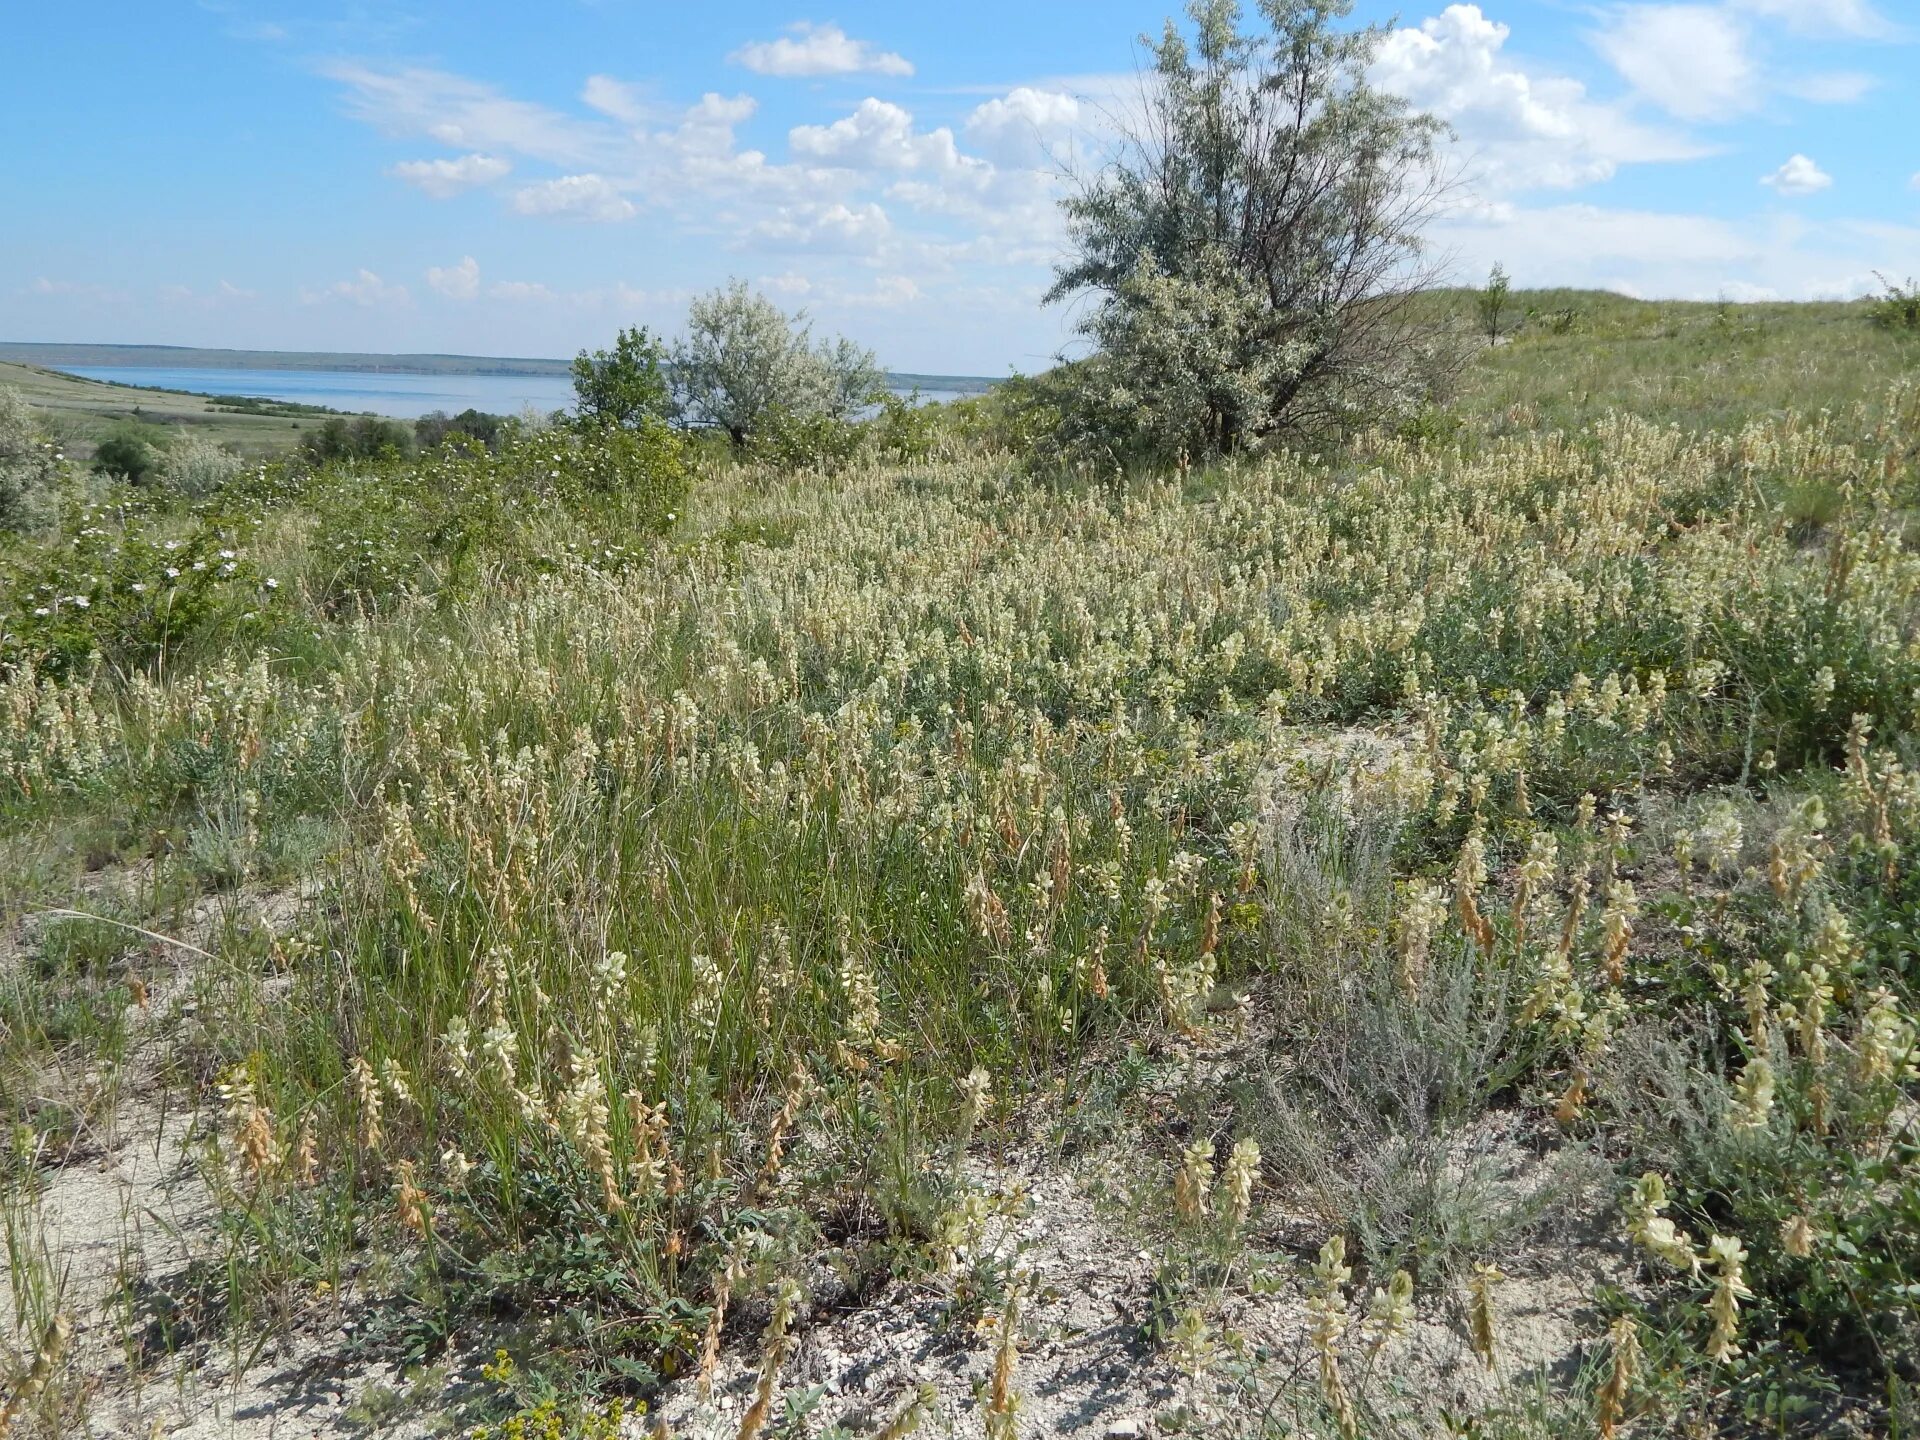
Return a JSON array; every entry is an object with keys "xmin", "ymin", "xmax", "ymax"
[
  {"xmin": 1046, "ymin": 0, "xmax": 1457, "ymax": 467},
  {"xmin": 674, "ymin": 281, "xmax": 885, "ymax": 444},
  {"xmin": 159, "ymin": 431, "xmax": 245, "ymax": 499},
  {"xmin": 0, "ymin": 387, "xmax": 59, "ymax": 534}
]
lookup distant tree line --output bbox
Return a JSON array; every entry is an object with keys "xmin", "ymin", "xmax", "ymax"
[{"xmin": 297, "ymin": 409, "xmax": 510, "ymax": 465}]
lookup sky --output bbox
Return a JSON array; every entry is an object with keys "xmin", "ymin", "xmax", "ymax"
[{"xmin": 2, "ymin": 0, "xmax": 1917, "ymax": 375}]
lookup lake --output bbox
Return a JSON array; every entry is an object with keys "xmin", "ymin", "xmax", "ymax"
[{"xmin": 62, "ymin": 366, "xmax": 974, "ymax": 420}]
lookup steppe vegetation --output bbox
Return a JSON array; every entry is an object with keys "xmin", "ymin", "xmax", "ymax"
[{"xmin": 5, "ymin": 3, "xmax": 1920, "ymax": 1437}]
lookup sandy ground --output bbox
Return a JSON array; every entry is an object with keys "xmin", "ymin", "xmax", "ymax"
[{"xmin": 5, "ymin": 876, "xmax": 1629, "ymax": 1440}]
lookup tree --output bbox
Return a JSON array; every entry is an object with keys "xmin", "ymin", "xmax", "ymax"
[
  {"xmin": 571, "ymin": 326, "xmax": 674, "ymax": 429},
  {"xmin": 1477, "ymin": 263, "xmax": 1511, "ymax": 347},
  {"xmin": 416, "ymin": 408, "xmax": 507, "ymax": 451},
  {"xmin": 93, "ymin": 426, "xmax": 162, "ymax": 483},
  {"xmin": 300, "ymin": 415, "xmax": 413, "ymax": 465},
  {"xmin": 0, "ymin": 386, "xmax": 59, "ymax": 533},
  {"xmin": 674, "ymin": 281, "xmax": 883, "ymax": 446},
  {"xmin": 1045, "ymin": 0, "xmax": 1455, "ymax": 465}
]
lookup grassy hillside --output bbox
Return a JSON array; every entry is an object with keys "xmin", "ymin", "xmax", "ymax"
[
  {"xmin": 2, "ymin": 306, "xmax": 1919, "ymax": 1438},
  {"xmin": 0, "ymin": 360, "xmax": 346, "ymax": 457}
]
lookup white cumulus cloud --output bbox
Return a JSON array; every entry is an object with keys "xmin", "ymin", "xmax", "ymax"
[
  {"xmin": 510, "ymin": 173, "xmax": 637, "ymax": 222},
  {"xmin": 1761, "ymin": 153, "xmax": 1833, "ymax": 195},
  {"xmin": 1372, "ymin": 5, "xmax": 1708, "ymax": 192},
  {"xmin": 300, "ymin": 269, "xmax": 411, "ymax": 308},
  {"xmin": 747, "ymin": 200, "xmax": 892, "ymax": 254},
  {"xmin": 731, "ymin": 23, "xmax": 912, "ymax": 78},
  {"xmin": 426, "ymin": 255, "xmax": 481, "ymax": 300},
  {"xmin": 964, "ymin": 88, "xmax": 1080, "ymax": 168},
  {"xmin": 388, "ymin": 153, "xmax": 511, "ymax": 197},
  {"xmin": 1592, "ymin": 5, "xmax": 1758, "ymax": 122},
  {"xmin": 790, "ymin": 99, "xmax": 969, "ymax": 173}
]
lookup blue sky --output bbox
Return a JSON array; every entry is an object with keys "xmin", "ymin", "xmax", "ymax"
[{"xmin": 3, "ymin": 0, "xmax": 1917, "ymax": 374}]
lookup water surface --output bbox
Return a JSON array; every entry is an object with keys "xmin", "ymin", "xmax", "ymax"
[{"xmin": 63, "ymin": 366, "xmax": 973, "ymax": 420}]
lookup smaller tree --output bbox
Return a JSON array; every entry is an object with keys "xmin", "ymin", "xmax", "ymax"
[
  {"xmin": 93, "ymin": 426, "xmax": 162, "ymax": 483},
  {"xmin": 300, "ymin": 415, "xmax": 413, "ymax": 465},
  {"xmin": 416, "ymin": 408, "xmax": 507, "ymax": 451},
  {"xmin": 1476, "ymin": 263, "xmax": 1512, "ymax": 347},
  {"xmin": 674, "ymin": 281, "xmax": 883, "ymax": 446},
  {"xmin": 0, "ymin": 386, "xmax": 60, "ymax": 533},
  {"xmin": 572, "ymin": 326, "xmax": 673, "ymax": 429}
]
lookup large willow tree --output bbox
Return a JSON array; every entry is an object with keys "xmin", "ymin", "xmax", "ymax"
[{"xmin": 1045, "ymin": 0, "xmax": 1455, "ymax": 467}]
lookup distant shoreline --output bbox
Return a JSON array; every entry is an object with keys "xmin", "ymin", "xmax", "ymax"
[{"xmin": 0, "ymin": 341, "xmax": 1001, "ymax": 395}]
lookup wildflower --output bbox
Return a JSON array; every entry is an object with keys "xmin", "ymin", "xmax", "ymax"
[
  {"xmin": 1780, "ymin": 1213, "xmax": 1819, "ymax": 1258},
  {"xmin": 1173, "ymin": 1137, "xmax": 1214, "ymax": 1220},
  {"xmin": 1704, "ymin": 1235, "xmax": 1752, "ymax": 1363},
  {"xmin": 292, "ymin": 1119, "xmax": 319, "ymax": 1186},
  {"xmin": 394, "ymin": 1160, "xmax": 431, "ymax": 1237},
  {"xmin": 1222, "ymin": 1137, "xmax": 1260, "ymax": 1233},
  {"xmin": 1729, "ymin": 1056, "xmax": 1775, "ymax": 1132},
  {"xmin": 759, "ymin": 1062, "xmax": 812, "ymax": 1194},
  {"xmin": 1798, "ymin": 963, "xmax": 1833, "ymax": 1064},
  {"xmin": 351, "ymin": 1056, "xmax": 384, "ymax": 1153},
  {"xmin": 736, "ymin": 1278, "xmax": 802, "ymax": 1440},
  {"xmin": 557, "ymin": 1049, "xmax": 623, "ymax": 1213},
  {"xmin": 0, "ymin": 1313, "xmax": 72, "ymax": 1436},
  {"xmin": 1626, "ymin": 1172, "xmax": 1698, "ymax": 1275},
  {"xmin": 1468, "ymin": 1263, "xmax": 1502, "ymax": 1369},
  {"xmin": 1454, "ymin": 831, "xmax": 1495, "ymax": 951},
  {"xmin": 1169, "ymin": 1307, "xmax": 1216, "ymax": 1379},
  {"xmin": 1599, "ymin": 879, "xmax": 1636, "ymax": 985},
  {"xmin": 1307, "ymin": 1237, "xmax": 1357, "ymax": 1440},
  {"xmin": 441, "ymin": 1017, "xmax": 472, "ymax": 1080},
  {"xmin": 1396, "ymin": 879, "xmax": 1447, "ymax": 999},
  {"xmin": 1810, "ymin": 665, "xmax": 1836, "ymax": 712},
  {"xmin": 1363, "ymin": 1269, "xmax": 1416, "ymax": 1357},
  {"xmin": 1859, "ymin": 987, "xmax": 1915, "ymax": 1081},
  {"xmin": 1595, "ymin": 1315, "xmax": 1641, "ymax": 1439},
  {"xmin": 958, "ymin": 1066, "xmax": 992, "ymax": 1129},
  {"xmin": 1697, "ymin": 798, "xmax": 1743, "ymax": 872}
]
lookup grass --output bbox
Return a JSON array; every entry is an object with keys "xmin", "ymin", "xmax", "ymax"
[
  {"xmin": 0, "ymin": 360, "xmax": 345, "ymax": 458},
  {"xmin": 2, "ymin": 298, "xmax": 1918, "ymax": 1436}
]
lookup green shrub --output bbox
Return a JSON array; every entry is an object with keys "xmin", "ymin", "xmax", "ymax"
[
  {"xmin": 0, "ymin": 514, "xmax": 269, "ymax": 677},
  {"xmin": 158, "ymin": 431, "xmax": 246, "ymax": 498},
  {"xmin": 1867, "ymin": 274, "xmax": 1920, "ymax": 332},
  {"xmin": 0, "ymin": 386, "xmax": 61, "ymax": 534},
  {"xmin": 297, "ymin": 422, "xmax": 687, "ymax": 612},
  {"xmin": 747, "ymin": 406, "xmax": 863, "ymax": 475},
  {"xmin": 414, "ymin": 409, "xmax": 507, "ymax": 452},
  {"xmin": 92, "ymin": 426, "xmax": 162, "ymax": 484},
  {"xmin": 299, "ymin": 415, "xmax": 413, "ymax": 466},
  {"xmin": 865, "ymin": 390, "xmax": 942, "ymax": 465}
]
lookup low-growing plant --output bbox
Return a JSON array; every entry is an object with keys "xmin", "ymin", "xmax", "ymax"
[
  {"xmin": 1867, "ymin": 273, "xmax": 1920, "ymax": 332},
  {"xmin": 0, "ymin": 387, "xmax": 62, "ymax": 535}
]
